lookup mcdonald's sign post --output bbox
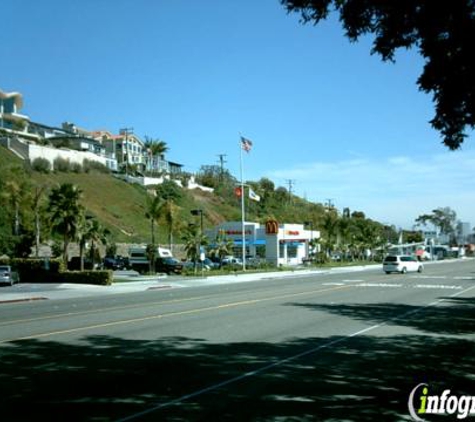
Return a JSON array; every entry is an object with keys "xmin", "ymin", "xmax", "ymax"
[{"xmin": 265, "ymin": 220, "xmax": 279, "ymax": 235}]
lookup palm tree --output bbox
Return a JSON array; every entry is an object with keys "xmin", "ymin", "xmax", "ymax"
[
  {"xmin": 32, "ymin": 185, "xmax": 47, "ymax": 258},
  {"xmin": 48, "ymin": 183, "xmax": 84, "ymax": 266},
  {"xmin": 86, "ymin": 219, "xmax": 110, "ymax": 269},
  {"xmin": 161, "ymin": 199, "xmax": 180, "ymax": 253},
  {"xmin": 77, "ymin": 217, "xmax": 110, "ymax": 271},
  {"xmin": 144, "ymin": 137, "xmax": 169, "ymax": 174},
  {"xmin": 209, "ymin": 230, "xmax": 234, "ymax": 266},
  {"xmin": 145, "ymin": 194, "xmax": 163, "ymax": 246},
  {"xmin": 182, "ymin": 224, "xmax": 209, "ymax": 272}
]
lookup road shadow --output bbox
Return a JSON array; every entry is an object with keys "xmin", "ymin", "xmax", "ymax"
[
  {"xmin": 0, "ymin": 298, "xmax": 474, "ymax": 421},
  {"xmin": 290, "ymin": 296, "xmax": 475, "ymax": 335}
]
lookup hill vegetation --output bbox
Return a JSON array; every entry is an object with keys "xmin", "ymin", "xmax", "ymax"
[{"xmin": 0, "ymin": 145, "xmax": 400, "ymax": 260}]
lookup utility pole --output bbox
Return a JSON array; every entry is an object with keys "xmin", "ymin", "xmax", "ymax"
[
  {"xmin": 325, "ymin": 198, "xmax": 334, "ymax": 210},
  {"xmin": 120, "ymin": 127, "xmax": 134, "ymax": 177},
  {"xmin": 285, "ymin": 179, "xmax": 296, "ymax": 204},
  {"xmin": 217, "ymin": 153, "xmax": 227, "ymax": 183}
]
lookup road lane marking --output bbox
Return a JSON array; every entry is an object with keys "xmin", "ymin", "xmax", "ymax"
[
  {"xmin": 0, "ymin": 295, "xmax": 216, "ymax": 327},
  {"xmin": 115, "ymin": 283, "xmax": 475, "ymax": 422},
  {"xmin": 324, "ymin": 281, "xmax": 463, "ymax": 290},
  {"xmin": 0, "ymin": 284, "xmax": 353, "ymax": 343}
]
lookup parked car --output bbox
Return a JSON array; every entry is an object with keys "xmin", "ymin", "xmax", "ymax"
[
  {"xmin": 103, "ymin": 256, "xmax": 127, "ymax": 270},
  {"xmin": 0, "ymin": 266, "xmax": 19, "ymax": 286},
  {"xmin": 202, "ymin": 258, "xmax": 219, "ymax": 269},
  {"xmin": 383, "ymin": 255, "xmax": 423, "ymax": 274},
  {"xmin": 221, "ymin": 257, "xmax": 243, "ymax": 266},
  {"xmin": 155, "ymin": 257, "xmax": 183, "ymax": 275},
  {"xmin": 68, "ymin": 257, "xmax": 101, "ymax": 271}
]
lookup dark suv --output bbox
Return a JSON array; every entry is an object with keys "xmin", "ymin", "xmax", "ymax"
[{"xmin": 155, "ymin": 257, "xmax": 183, "ymax": 275}]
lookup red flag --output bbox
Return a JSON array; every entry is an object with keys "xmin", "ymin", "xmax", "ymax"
[{"xmin": 234, "ymin": 187, "xmax": 242, "ymax": 198}]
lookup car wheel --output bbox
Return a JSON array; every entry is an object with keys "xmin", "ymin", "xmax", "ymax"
[
  {"xmin": 385, "ymin": 271, "xmax": 390, "ymax": 274},
  {"xmin": 417, "ymin": 266, "xmax": 423, "ymax": 273},
  {"xmin": 401, "ymin": 267, "xmax": 407, "ymax": 274}
]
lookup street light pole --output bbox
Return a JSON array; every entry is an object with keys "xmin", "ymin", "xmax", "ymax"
[
  {"xmin": 191, "ymin": 209, "xmax": 204, "ymax": 270},
  {"xmin": 304, "ymin": 221, "xmax": 314, "ymax": 260}
]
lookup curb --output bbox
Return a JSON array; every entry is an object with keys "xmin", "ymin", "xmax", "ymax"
[{"xmin": 0, "ymin": 297, "xmax": 48, "ymax": 305}]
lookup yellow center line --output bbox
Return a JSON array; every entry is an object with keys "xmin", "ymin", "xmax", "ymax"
[
  {"xmin": 0, "ymin": 295, "xmax": 217, "ymax": 327},
  {"xmin": 0, "ymin": 284, "xmax": 353, "ymax": 343}
]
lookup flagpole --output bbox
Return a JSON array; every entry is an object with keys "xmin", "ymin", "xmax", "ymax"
[{"xmin": 239, "ymin": 137, "xmax": 246, "ymax": 271}]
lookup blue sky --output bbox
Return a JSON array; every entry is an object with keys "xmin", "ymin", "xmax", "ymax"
[{"xmin": 2, "ymin": 0, "xmax": 474, "ymax": 229}]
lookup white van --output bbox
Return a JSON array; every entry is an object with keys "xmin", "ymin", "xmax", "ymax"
[{"xmin": 383, "ymin": 255, "xmax": 423, "ymax": 274}]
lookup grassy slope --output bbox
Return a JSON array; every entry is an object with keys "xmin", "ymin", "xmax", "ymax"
[
  {"xmin": 2, "ymin": 146, "xmax": 324, "ymax": 245},
  {"xmin": 32, "ymin": 172, "xmax": 153, "ymax": 243},
  {"xmin": 0, "ymin": 145, "xmax": 236, "ymax": 243}
]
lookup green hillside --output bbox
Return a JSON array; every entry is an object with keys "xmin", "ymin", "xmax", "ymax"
[
  {"xmin": 0, "ymin": 145, "xmax": 400, "ymax": 258},
  {"xmin": 0, "ymin": 145, "xmax": 240, "ymax": 244}
]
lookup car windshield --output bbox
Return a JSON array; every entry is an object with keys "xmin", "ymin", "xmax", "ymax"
[{"xmin": 0, "ymin": 266, "xmax": 10, "ymax": 271}]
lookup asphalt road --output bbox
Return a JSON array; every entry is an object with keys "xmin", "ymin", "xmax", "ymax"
[{"xmin": 0, "ymin": 260, "xmax": 474, "ymax": 421}]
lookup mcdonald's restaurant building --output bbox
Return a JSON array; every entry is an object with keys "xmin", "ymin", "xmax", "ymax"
[{"xmin": 206, "ymin": 221, "xmax": 320, "ymax": 266}]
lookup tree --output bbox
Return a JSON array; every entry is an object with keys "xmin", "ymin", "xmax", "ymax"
[
  {"xmin": 160, "ymin": 199, "xmax": 180, "ymax": 252},
  {"xmin": 182, "ymin": 224, "xmax": 209, "ymax": 272},
  {"xmin": 0, "ymin": 166, "xmax": 31, "ymax": 238},
  {"xmin": 144, "ymin": 137, "xmax": 168, "ymax": 159},
  {"xmin": 48, "ymin": 183, "xmax": 84, "ymax": 266},
  {"xmin": 196, "ymin": 165, "xmax": 236, "ymax": 190},
  {"xmin": 144, "ymin": 137, "xmax": 169, "ymax": 175},
  {"xmin": 85, "ymin": 219, "xmax": 110, "ymax": 269},
  {"xmin": 281, "ymin": 0, "xmax": 475, "ymax": 149},
  {"xmin": 415, "ymin": 207, "xmax": 458, "ymax": 239},
  {"xmin": 145, "ymin": 194, "xmax": 163, "ymax": 247},
  {"xmin": 209, "ymin": 230, "xmax": 234, "ymax": 265},
  {"xmin": 32, "ymin": 185, "xmax": 47, "ymax": 258},
  {"xmin": 155, "ymin": 180, "xmax": 182, "ymax": 202}
]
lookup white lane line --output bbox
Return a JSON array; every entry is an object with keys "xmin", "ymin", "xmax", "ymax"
[
  {"xmin": 414, "ymin": 284, "xmax": 462, "ymax": 290},
  {"xmin": 114, "ymin": 284, "xmax": 475, "ymax": 422}
]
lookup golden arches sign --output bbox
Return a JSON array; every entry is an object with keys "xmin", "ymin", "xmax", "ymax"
[{"xmin": 265, "ymin": 220, "xmax": 279, "ymax": 235}]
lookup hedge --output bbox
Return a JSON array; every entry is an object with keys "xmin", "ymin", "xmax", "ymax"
[
  {"xmin": 58, "ymin": 270, "xmax": 112, "ymax": 286},
  {"xmin": 0, "ymin": 258, "xmax": 63, "ymax": 283},
  {"xmin": 0, "ymin": 258, "xmax": 112, "ymax": 285}
]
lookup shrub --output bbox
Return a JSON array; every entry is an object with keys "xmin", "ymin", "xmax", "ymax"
[
  {"xmin": 59, "ymin": 270, "xmax": 112, "ymax": 286},
  {"xmin": 53, "ymin": 157, "xmax": 71, "ymax": 172},
  {"xmin": 0, "ymin": 258, "xmax": 112, "ymax": 285},
  {"xmin": 70, "ymin": 162, "xmax": 83, "ymax": 173},
  {"xmin": 31, "ymin": 157, "xmax": 51, "ymax": 173},
  {"xmin": 83, "ymin": 159, "xmax": 110, "ymax": 174},
  {"xmin": 0, "ymin": 258, "xmax": 64, "ymax": 283}
]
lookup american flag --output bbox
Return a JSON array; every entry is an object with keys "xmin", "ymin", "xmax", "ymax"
[{"xmin": 240, "ymin": 136, "xmax": 253, "ymax": 152}]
